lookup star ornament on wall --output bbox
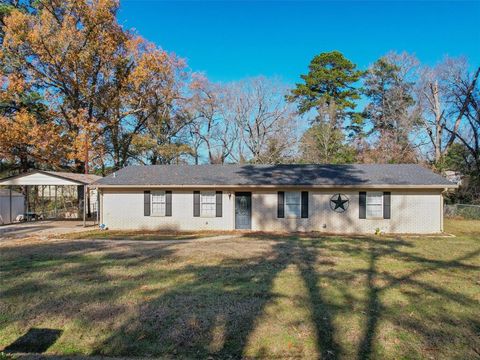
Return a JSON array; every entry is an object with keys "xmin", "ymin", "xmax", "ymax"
[{"xmin": 330, "ymin": 193, "xmax": 349, "ymax": 213}]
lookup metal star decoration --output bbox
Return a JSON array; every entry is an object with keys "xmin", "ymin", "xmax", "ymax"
[{"xmin": 330, "ymin": 194, "xmax": 349, "ymax": 213}]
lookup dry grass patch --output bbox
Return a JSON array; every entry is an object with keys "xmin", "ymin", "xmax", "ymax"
[
  {"xmin": 59, "ymin": 229, "xmax": 235, "ymax": 241},
  {"xmin": 0, "ymin": 219, "xmax": 479, "ymax": 359}
]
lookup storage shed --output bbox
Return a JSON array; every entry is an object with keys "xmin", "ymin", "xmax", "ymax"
[{"xmin": 0, "ymin": 189, "xmax": 25, "ymax": 225}]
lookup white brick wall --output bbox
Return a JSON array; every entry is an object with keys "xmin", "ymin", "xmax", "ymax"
[
  {"xmin": 102, "ymin": 190, "xmax": 235, "ymax": 231},
  {"xmin": 251, "ymin": 190, "xmax": 442, "ymax": 233},
  {"xmin": 100, "ymin": 188, "xmax": 443, "ymax": 234}
]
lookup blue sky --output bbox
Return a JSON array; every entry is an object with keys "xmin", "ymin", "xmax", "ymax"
[{"xmin": 119, "ymin": 1, "xmax": 480, "ymax": 84}]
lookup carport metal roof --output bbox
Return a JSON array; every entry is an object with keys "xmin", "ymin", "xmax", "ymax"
[{"xmin": 0, "ymin": 170, "xmax": 101, "ymax": 186}]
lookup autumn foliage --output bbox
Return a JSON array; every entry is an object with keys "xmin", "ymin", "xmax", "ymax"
[
  {"xmin": 0, "ymin": 0, "xmax": 188, "ymax": 172},
  {"xmin": 0, "ymin": 0, "xmax": 478, "ymax": 205}
]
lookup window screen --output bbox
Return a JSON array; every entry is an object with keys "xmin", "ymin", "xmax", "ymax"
[
  {"xmin": 366, "ymin": 192, "xmax": 383, "ymax": 218},
  {"xmin": 201, "ymin": 191, "xmax": 216, "ymax": 217},
  {"xmin": 285, "ymin": 191, "xmax": 301, "ymax": 218},
  {"xmin": 151, "ymin": 191, "xmax": 166, "ymax": 216}
]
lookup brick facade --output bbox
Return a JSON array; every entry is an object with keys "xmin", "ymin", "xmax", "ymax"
[{"xmin": 100, "ymin": 188, "xmax": 443, "ymax": 234}]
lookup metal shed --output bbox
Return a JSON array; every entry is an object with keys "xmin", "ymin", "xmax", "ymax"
[{"xmin": 0, "ymin": 189, "xmax": 25, "ymax": 225}]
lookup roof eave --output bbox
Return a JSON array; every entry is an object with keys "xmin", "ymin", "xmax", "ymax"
[{"xmin": 92, "ymin": 183, "xmax": 457, "ymax": 189}]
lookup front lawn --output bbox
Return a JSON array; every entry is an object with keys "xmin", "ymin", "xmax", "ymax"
[
  {"xmin": 60, "ymin": 229, "xmax": 226, "ymax": 241},
  {"xmin": 0, "ymin": 219, "xmax": 479, "ymax": 359}
]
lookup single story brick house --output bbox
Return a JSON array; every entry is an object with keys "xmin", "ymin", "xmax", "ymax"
[{"xmin": 93, "ymin": 164, "xmax": 456, "ymax": 234}]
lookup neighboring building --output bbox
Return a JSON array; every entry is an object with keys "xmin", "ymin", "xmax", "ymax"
[
  {"xmin": 0, "ymin": 189, "xmax": 25, "ymax": 225},
  {"xmin": 443, "ymin": 170, "xmax": 464, "ymax": 187},
  {"xmin": 93, "ymin": 164, "xmax": 457, "ymax": 234}
]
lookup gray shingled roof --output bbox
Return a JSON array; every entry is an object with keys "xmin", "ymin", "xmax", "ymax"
[{"xmin": 94, "ymin": 164, "xmax": 455, "ymax": 187}]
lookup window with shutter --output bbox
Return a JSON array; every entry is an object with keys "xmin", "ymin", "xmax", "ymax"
[
  {"xmin": 359, "ymin": 192, "xmax": 366, "ymax": 219},
  {"xmin": 165, "ymin": 191, "xmax": 172, "ymax": 216},
  {"xmin": 193, "ymin": 191, "xmax": 200, "ymax": 217},
  {"xmin": 366, "ymin": 192, "xmax": 383, "ymax": 218},
  {"xmin": 216, "ymin": 191, "xmax": 222, "ymax": 217},
  {"xmin": 383, "ymin": 192, "xmax": 391, "ymax": 219},
  {"xmin": 144, "ymin": 191, "xmax": 151, "ymax": 216},
  {"xmin": 200, "ymin": 191, "xmax": 216, "ymax": 217},
  {"xmin": 301, "ymin": 191, "xmax": 308, "ymax": 218},
  {"xmin": 151, "ymin": 191, "xmax": 166, "ymax": 216},
  {"xmin": 285, "ymin": 191, "xmax": 301, "ymax": 218},
  {"xmin": 277, "ymin": 191, "xmax": 284, "ymax": 218}
]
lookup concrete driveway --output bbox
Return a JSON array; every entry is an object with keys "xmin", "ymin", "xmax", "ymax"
[{"xmin": 0, "ymin": 220, "xmax": 95, "ymax": 240}]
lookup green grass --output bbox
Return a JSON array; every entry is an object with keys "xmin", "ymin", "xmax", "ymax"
[{"xmin": 1, "ymin": 219, "xmax": 479, "ymax": 359}]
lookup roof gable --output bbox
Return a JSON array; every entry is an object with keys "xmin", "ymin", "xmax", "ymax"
[{"xmin": 0, "ymin": 170, "xmax": 102, "ymax": 186}]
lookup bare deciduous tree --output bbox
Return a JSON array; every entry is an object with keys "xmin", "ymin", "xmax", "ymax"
[
  {"xmin": 188, "ymin": 76, "xmax": 239, "ymax": 164},
  {"xmin": 229, "ymin": 77, "xmax": 298, "ymax": 164},
  {"xmin": 442, "ymin": 65, "xmax": 480, "ymax": 171},
  {"xmin": 417, "ymin": 57, "xmax": 480, "ymax": 167}
]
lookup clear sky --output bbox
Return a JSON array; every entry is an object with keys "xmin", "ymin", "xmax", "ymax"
[{"xmin": 118, "ymin": 1, "xmax": 480, "ymax": 84}]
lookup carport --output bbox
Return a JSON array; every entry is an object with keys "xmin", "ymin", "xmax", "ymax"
[{"xmin": 0, "ymin": 170, "xmax": 101, "ymax": 226}]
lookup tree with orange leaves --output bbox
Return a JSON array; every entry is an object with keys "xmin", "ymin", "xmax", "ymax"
[
  {"xmin": 101, "ymin": 38, "xmax": 193, "ymax": 168},
  {"xmin": 1, "ymin": 0, "xmax": 192, "ymax": 173},
  {"xmin": 0, "ymin": 69, "xmax": 66, "ymax": 171},
  {"xmin": 1, "ymin": 0, "xmax": 127, "ymax": 173}
]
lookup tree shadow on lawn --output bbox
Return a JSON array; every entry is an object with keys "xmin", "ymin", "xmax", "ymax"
[
  {"xmin": 4, "ymin": 328, "xmax": 63, "ymax": 354},
  {"xmin": 353, "ymin": 240, "xmax": 479, "ymax": 360},
  {"xmin": 93, "ymin": 234, "xmax": 479, "ymax": 359},
  {"xmin": 94, "ymin": 239, "xmax": 296, "ymax": 358},
  {"xmin": 1, "ymin": 235, "xmax": 479, "ymax": 359},
  {"xmin": 0, "ymin": 240, "xmax": 179, "ymax": 326},
  {"xmin": 0, "ymin": 237, "xmax": 340, "ymax": 358}
]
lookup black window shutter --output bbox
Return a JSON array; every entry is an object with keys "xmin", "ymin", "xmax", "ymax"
[
  {"xmin": 165, "ymin": 191, "xmax": 172, "ymax": 216},
  {"xmin": 359, "ymin": 192, "xmax": 366, "ymax": 219},
  {"xmin": 144, "ymin": 191, "xmax": 151, "ymax": 216},
  {"xmin": 301, "ymin": 191, "xmax": 308, "ymax": 218},
  {"xmin": 193, "ymin": 191, "xmax": 200, "ymax": 217},
  {"xmin": 277, "ymin": 191, "xmax": 285, "ymax": 218},
  {"xmin": 216, "ymin": 191, "xmax": 222, "ymax": 217},
  {"xmin": 383, "ymin": 192, "xmax": 391, "ymax": 219}
]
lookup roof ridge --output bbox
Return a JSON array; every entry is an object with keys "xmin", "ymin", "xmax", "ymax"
[{"xmin": 120, "ymin": 163, "xmax": 425, "ymax": 167}]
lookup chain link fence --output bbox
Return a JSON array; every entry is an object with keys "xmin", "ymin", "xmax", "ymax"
[{"xmin": 444, "ymin": 204, "xmax": 480, "ymax": 220}]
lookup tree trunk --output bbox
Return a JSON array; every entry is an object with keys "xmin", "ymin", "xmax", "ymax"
[{"xmin": 431, "ymin": 81, "xmax": 443, "ymax": 163}]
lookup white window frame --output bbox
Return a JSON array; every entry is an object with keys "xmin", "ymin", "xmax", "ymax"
[
  {"xmin": 285, "ymin": 191, "xmax": 301, "ymax": 218},
  {"xmin": 151, "ymin": 191, "xmax": 166, "ymax": 217},
  {"xmin": 200, "ymin": 191, "xmax": 216, "ymax": 218},
  {"xmin": 366, "ymin": 192, "xmax": 383, "ymax": 219}
]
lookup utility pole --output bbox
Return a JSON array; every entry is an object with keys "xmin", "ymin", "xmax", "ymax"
[
  {"xmin": 83, "ymin": 131, "xmax": 88, "ymax": 227},
  {"xmin": 9, "ymin": 187, "xmax": 12, "ymax": 224},
  {"xmin": 85, "ymin": 130, "xmax": 89, "ymax": 175}
]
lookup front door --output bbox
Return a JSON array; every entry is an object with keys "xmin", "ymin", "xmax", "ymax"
[{"xmin": 235, "ymin": 192, "xmax": 252, "ymax": 230}]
